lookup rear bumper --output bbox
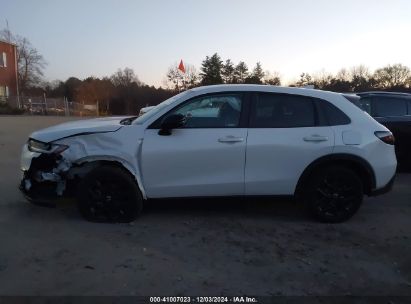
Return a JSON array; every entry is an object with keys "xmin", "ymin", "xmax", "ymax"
[{"xmin": 370, "ymin": 174, "xmax": 395, "ymax": 196}]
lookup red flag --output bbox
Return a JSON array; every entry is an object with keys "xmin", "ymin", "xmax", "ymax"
[{"xmin": 178, "ymin": 59, "xmax": 186, "ymax": 73}]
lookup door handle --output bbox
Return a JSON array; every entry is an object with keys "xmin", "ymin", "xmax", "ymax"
[
  {"xmin": 218, "ymin": 136, "xmax": 244, "ymax": 143},
  {"xmin": 303, "ymin": 135, "xmax": 329, "ymax": 142}
]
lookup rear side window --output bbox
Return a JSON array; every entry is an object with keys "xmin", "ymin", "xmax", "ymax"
[
  {"xmin": 374, "ymin": 97, "xmax": 407, "ymax": 117},
  {"xmin": 320, "ymin": 101, "xmax": 351, "ymax": 125},
  {"xmin": 250, "ymin": 93, "xmax": 315, "ymax": 128}
]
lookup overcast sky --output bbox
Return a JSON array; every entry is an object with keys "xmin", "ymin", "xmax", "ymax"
[{"xmin": 1, "ymin": 0, "xmax": 411, "ymax": 87}]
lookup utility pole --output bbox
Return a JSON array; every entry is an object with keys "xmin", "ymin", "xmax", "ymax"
[{"xmin": 43, "ymin": 92, "xmax": 48, "ymax": 115}]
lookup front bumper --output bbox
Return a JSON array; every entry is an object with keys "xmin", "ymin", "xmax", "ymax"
[
  {"xmin": 19, "ymin": 171, "xmax": 59, "ymax": 207},
  {"xmin": 370, "ymin": 174, "xmax": 396, "ymax": 196},
  {"xmin": 19, "ymin": 143, "xmax": 72, "ymax": 205}
]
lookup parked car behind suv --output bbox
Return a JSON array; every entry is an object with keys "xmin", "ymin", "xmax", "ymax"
[
  {"xmin": 20, "ymin": 85, "xmax": 397, "ymax": 223},
  {"xmin": 344, "ymin": 91, "xmax": 411, "ymax": 170}
]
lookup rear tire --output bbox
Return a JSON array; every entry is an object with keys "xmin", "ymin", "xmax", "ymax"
[
  {"xmin": 77, "ymin": 165, "xmax": 143, "ymax": 223},
  {"xmin": 302, "ymin": 166, "xmax": 363, "ymax": 223}
]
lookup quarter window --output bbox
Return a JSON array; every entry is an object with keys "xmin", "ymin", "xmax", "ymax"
[
  {"xmin": 321, "ymin": 101, "xmax": 351, "ymax": 125},
  {"xmin": 374, "ymin": 97, "xmax": 407, "ymax": 117},
  {"xmin": 250, "ymin": 93, "xmax": 315, "ymax": 128},
  {"xmin": 165, "ymin": 94, "xmax": 242, "ymax": 128}
]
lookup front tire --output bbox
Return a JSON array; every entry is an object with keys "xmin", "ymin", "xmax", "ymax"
[
  {"xmin": 303, "ymin": 166, "xmax": 363, "ymax": 223},
  {"xmin": 77, "ymin": 165, "xmax": 143, "ymax": 223}
]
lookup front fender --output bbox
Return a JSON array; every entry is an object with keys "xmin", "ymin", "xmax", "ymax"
[
  {"xmin": 57, "ymin": 132, "xmax": 147, "ymax": 199},
  {"xmin": 73, "ymin": 156, "xmax": 147, "ymax": 200}
]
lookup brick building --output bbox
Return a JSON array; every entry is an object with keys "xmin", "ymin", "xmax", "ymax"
[{"xmin": 0, "ymin": 39, "xmax": 18, "ymax": 103}]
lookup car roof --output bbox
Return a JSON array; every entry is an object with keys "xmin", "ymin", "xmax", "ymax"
[{"xmin": 187, "ymin": 84, "xmax": 341, "ymax": 100}]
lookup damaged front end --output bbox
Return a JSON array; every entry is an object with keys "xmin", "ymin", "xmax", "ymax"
[{"xmin": 20, "ymin": 139, "xmax": 73, "ymax": 205}]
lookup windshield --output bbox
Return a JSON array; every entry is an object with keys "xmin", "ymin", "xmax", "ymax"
[{"xmin": 133, "ymin": 90, "xmax": 191, "ymax": 124}]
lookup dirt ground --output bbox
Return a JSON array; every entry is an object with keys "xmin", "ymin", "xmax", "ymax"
[{"xmin": 0, "ymin": 115, "xmax": 410, "ymax": 296}]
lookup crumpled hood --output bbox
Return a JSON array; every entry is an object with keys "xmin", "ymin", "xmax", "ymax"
[{"xmin": 29, "ymin": 117, "xmax": 128, "ymax": 143}]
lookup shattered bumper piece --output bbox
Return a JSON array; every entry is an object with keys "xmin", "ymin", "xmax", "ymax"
[{"xmin": 20, "ymin": 151, "xmax": 73, "ymax": 201}]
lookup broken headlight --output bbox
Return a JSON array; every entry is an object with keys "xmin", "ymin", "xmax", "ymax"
[{"xmin": 28, "ymin": 139, "xmax": 68, "ymax": 154}]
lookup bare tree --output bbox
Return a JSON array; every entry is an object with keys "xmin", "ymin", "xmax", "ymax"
[
  {"xmin": 350, "ymin": 65, "xmax": 373, "ymax": 91},
  {"xmin": 16, "ymin": 37, "xmax": 47, "ymax": 94},
  {"xmin": 110, "ymin": 68, "xmax": 142, "ymax": 114},
  {"xmin": 336, "ymin": 68, "xmax": 351, "ymax": 81},
  {"xmin": 0, "ymin": 29, "xmax": 47, "ymax": 95},
  {"xmin": 312, "ymin": 70, "xmax": 333, "ymax": 89},
  {"xmin": 350, "ymin": 65, "xmax": 371, "ymax": 80},
  {"xmin": 296, "ymin": 73, "xmax": 314, "ymax": 87},
  {"xmin": 373, "ymin": 64, "xmax": 411, "ymax": 88},
  {"xmin": 111, "ymin": 67, "xmax": 142, "ymax": 87},
  {"xmin": 263, "ymin": 71, "xmax": 281, "ymax": 85},
  {"xmin": 166, "ymin": 63, "xmax": 198, "ymax": 92}
]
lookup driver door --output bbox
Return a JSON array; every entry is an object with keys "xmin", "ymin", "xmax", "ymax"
[{"xmin": 141, "ymin": 93, "xmax": 248, "ymax": 198}]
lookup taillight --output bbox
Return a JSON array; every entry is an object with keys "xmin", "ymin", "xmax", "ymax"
[{"xmin": 374, "ymin": 131, "xmax": 395, "ymax": 145}]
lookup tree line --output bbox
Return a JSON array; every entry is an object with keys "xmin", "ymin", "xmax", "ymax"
[
  {"xmin": 165, "ymin": 53, "xmax": 281, "ymax": 92},
  {"xmin": 2, "ymin": 28, "xmax": 411, "ymax": 115},
  {"xmin": 167, "ymin": 53, "xmax": 411, "ymax": 93},
  {"xmin": 293, "ymin": 64, "xmax": 411, "ymax": 92},
  {"xmin": 42, "ymin": 69, "xmax": 173, "ymax": 115},
  {"xmin": 26, "ymin": 55, "xmax": 411, "ymax": 115}
]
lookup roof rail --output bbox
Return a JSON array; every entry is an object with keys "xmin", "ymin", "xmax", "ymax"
[{"xmin": 357, "ymin": 91, "xmax": 411, "ymax": 96}]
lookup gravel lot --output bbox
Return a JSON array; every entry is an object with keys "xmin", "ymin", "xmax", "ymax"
[{"xmin": 0, "ymin": 115, "xmax": 410, "ymax": 296}]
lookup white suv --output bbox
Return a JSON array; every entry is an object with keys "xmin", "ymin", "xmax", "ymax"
[{"xmin": 20, "ymin": 85, "xmax": 397, "ymax": 223}]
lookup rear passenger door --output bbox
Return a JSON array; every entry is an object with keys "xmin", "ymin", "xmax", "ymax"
[{"xmin": 245, "ymin": 93, "xmax": 335, "ymax": 195}]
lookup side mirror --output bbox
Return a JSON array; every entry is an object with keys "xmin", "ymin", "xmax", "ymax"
[{"xmin": 159, "ymin": 114, "xmax": 186, "ymax": 135}]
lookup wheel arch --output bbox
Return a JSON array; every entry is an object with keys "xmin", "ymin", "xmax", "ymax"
[
  {"xmin": 295, "ymin": 153, "xmax": 376, "ymax": 197},
  {"xmin": 69, "ymin": 156, "xmax": 147, "ymax": 199}
]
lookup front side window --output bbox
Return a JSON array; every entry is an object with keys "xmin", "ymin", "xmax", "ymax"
[
  {"xmin": 374, "ymin": 97, "xmax": 407, "ymax": 117},
  {"xmin": 133, "ymin": 90, "xmax": 191, "ymax": 124},
  {"xmin": 165, "ymin": 94, "xmax": 243, "ymax": 128},
  {"xmin": 250, "ymin": 93, "xmax": 315, "ymax": 128}
]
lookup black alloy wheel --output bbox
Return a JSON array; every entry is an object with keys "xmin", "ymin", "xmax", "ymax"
[
  {"xmin": 77, "ymin": 166, "xmax": 143, "ymax": 223},
  {"xmin": 306, "ymin": 166, "xmax": 363, "ymax": 223}
]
